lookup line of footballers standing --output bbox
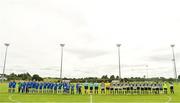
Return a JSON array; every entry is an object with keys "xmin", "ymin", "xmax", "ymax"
[{"xmin": 8, "ymin": 81, "xmax": 175, "ymax": 95}]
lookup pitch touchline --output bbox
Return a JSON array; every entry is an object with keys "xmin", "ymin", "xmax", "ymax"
[
  {"xmin": 90, "ymin": 94, "xmax": 92, "ymax": 103},
  {"xmin": 165, "ymin": 96, "xmax": 172, "ymax": 103},
  {"xmin": 8, "ymin": 94, "xmax": 15, "ymax": 102},
  {"xmin": 2, "ymin": 102, "xmax": 177, "ymax": 103},
  {"xmin": 8, "ymin": 94, "xmax": 21, "ymax": 103},
  {"xmin": 6, "ymin": 94, "xmax": 172, "ymax": 103}
]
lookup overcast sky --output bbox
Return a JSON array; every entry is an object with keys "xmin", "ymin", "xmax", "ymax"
[{"xmin": 0, "ymin": 0, "xmax": 179, "ymax": 78}]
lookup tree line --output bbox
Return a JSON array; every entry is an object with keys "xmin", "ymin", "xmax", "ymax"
[
  {"xmin": 3, "ymin": 73, "xmax": 180, "ymax": 82},
  {"xmin": 5, "ymin": 73, "xmax": 43, "ymax": 81}
]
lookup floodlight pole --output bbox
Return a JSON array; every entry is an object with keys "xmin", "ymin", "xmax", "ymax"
[
  {"xmin": 2, "ymin": 43, "xmax": 10, "ymax": 82},
  {"xmin": 146, "ymin": 65, "xmax": 148, "ymax": 79},
  {"xmin": 117, "ymin": 44, "xmax": 121, "ymax": 81},
  {"xmin": 170, "ymin": 44, "xmax": 177, "ymax": 80},
  {"xmin": 60, "ymin": 44, "xmax": 65, "ymax": 82}
]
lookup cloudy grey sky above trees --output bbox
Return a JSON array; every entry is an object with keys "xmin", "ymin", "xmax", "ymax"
[{"xmin": 0, "ymin": 0, "xmax": 179, "ymax": 78}]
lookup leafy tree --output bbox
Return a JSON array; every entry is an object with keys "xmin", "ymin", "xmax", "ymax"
[
  {"xmin": 178, "ymin": 75, "xmax": 180, "ymax": 80},
  {"xmin": 32, "ymin": 74, "xmax": 43, "ymax": 81},
  {"xmin": 160, "ymin": 77, "xmax": 166, "ymax": 81},
  {"xmin": 116, "ymin": 76, "xmax": 119, "ymax": 79},
  {"xmin": 7, "ymin": 73, "xmax": 17, "ymax": 80},
  {"xmin": 110, "ymin": 75, "xmax": 115, "ymax": 80},
  {"xmin": 18, "ymin": 73, "xmax": 31, "ymax": 80},
  {"xmin": 101, "ymin": 75, "xmax": 108, "ymax": 79}
]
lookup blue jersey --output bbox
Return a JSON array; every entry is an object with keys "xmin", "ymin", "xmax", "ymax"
[
  {"xmin": 27, "ymin": 82, "xmax": 31, "ymax": 88},
  {"xmin": 66, "ymin": 84, "xmax": 70, "ymax": 90},
  {"xmin": 76, "ymin": 83, "xmax": 79, "ymax": 89},
  {"xmin": 63, "ymin": 83, "xmax": 67, "ymax": 89},
  {"xmin": 54, "ymin": 83, "xmax": 58, "ymax": 90},
  {"xmin": 32, "ymin": 82, "xmax": 36, "ymax": 88},
  {"xmin": 12, "ymin": 82, "xmax": 16, "ymax": 88},
  {"xmin": 35, "ymin": 82, "xmax": 39, "ymax": 89},
  {"xmin": 58, "ymin": 83, "xmax": 62, "ymax": 89},
  {"xmin": 39, "ymin": 83, "xmax": 43, "ymax": 89},
  {"xmin": 47, "ymin": 83, "xmax": 51, "ymax": 89},
  {"xmin": 50, "ymin": 83, "xmax": 54, "ymax": 89},
  {"xmin": 22, "ymin": 82, "xmax": 26, "ymax": 89},
  {"xmin": 25, "ymin": 82, "xmax": 28, "ymax": 88},
  {"xmin": 43, "ymin": 82, "xmax": 47, "ymax": 88},
  {"xmin": 30, "ymin": 82, "xmax": 33, "ymax": 88}
]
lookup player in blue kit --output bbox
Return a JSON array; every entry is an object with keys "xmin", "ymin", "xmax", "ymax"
[
  {"xmin": 25, "ymin": 82, "xmax": 29, "ymax": 93},
  {"xmin": 49, "ymin": 82, "xmax": 53, "ymax": 93},
  {"xmin": 31, "ymin": 81, "xmax": 36, "ymax": 93},
  {"xmin": 43, "ymin": 82, "xmax": 47, "ymax": 93},
  {"xmin": 12, "ymin": 81, "xmax": 16, "ymax": 93},
  {"xmin": 57, "ymin": 82, "xmax": 62, "ymax": 93},
  {"xmin": 53, "ymin": 83, "xmax": 58, "ymax": 94},
  {"xmin": 76, "ymin": 82, "xmax": 80, "ymax": 94},
  {"xmin": 27, "ymin": 81, "xmax": 32, "ymax": 93},
  {"xmin": 35, "ymin": 82, "xmax": 39, "ymax": 93},
  {"xmin": 8, "ymin": 81, "xmax": 12, "ymax": 93},
  {"xmin": 26, "ymin": 81, "xmax": 30, "ymax": 93},
  {"xmin": 48, "ymin": 82, "xmax": 51, "ymax": 93},
  {"xmin": 22, "ymin": 81, "xmax": 26, "ymax": 93},
  {"xmin": 63, "ymin": 82, "xmax": 67, "ymax": 93},
  {"xmin": 39, "ymin": 82, "xmax": 43, "ymax": 93},
  {"xmin": 46, "ymin": 82, "xmax": 50, "ymax": 93},
  {"xmin": 50, "ymin": 82, "xmax": 54, "ymax": 93},
  {"xmin": 66, "ymin": 83, "xmax": 70, "ymax": 94},
  {"xmin": 46, "ymin": 82, "xmax": 49, "ymax": 93}
]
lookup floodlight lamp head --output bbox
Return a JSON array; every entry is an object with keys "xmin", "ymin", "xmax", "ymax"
[
  {"xmin": 4, "ymin": 43, "xmax": 10, "ymax": 46},
  {"xmin": 171, "ymin": 44, "xmax": 175, "ymax": 47},
  {"xmin": 60, "ymin": 44, "xmax": 65, "ymax": 47},
  {"xmin": 116, "ymin": 44, "xmax": 121, "ymax": 47}
]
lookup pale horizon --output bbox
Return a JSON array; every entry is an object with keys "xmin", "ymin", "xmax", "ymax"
[{"xmin": 0, "ymin": 0, "xmax": 179, "ymax": 78}]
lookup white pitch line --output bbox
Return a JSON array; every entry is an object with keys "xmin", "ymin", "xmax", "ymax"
[
  {"xmin": 165, "ymin": 96, "xmax": 172, "ymax": 103},
  {"xmin": 5, "ymin": 102, "xmax": 177, "ymax": 103},
  {"xmin": 90, "ymin": 94, "xmax": 93, "ymax": 103},
  {"xmin": 6, "ymin": 94, "xmax": 173, "ymax": 103},
  {"xmin": 8, "ymin": 94, "xmax": 21, "ymax": 103},
  {"xmin": 8, "ymin": 94, "xmax": 15, "ymax": 102}
]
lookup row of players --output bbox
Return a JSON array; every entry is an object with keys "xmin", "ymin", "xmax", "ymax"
[{"xmin": 8, "ymin": 81, "xmax": 174, "ymax": 94}]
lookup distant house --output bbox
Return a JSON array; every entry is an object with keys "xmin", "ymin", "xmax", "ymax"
[
  {"xmin": 0, "ymin": 77, "xmax": 7, "ymax": 81},
  {"xmin": 111, "ymin": 80, "xmax": 120, "ymax": 83},
  {"xmin": 0, "ymin": 74, "xmax": 7, "ymax": 81},
  {"xmin": 62, "ymin": 80, "xmax": 70, "ymax": 83}
]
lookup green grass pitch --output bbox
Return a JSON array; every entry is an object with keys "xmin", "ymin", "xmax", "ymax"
[{"xmin": 0, "ymin": 83, "xmax": 180, "ymax": 103}]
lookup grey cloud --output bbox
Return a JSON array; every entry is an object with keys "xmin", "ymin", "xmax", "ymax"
[
  {"xmin": 79, "ymin": 33, "xmax": 96, "ymax": 43},
  {"xmin": 73, "ymin": 69, "xmax": 92, "ymax": 74},
  {"xmin": 148, "ymin": 53, "xmax": 180, "ymax": 62},
  {"xmin": 5, "ymin": 67, "xmax": 28, "ymax": 73},
  {"xmin": 39, "ymin": 66, "xmax": 59, "ymax": 71},
  {"xmin": 66, "ymin": 48, "xmax": 109, "ymax": 59}
]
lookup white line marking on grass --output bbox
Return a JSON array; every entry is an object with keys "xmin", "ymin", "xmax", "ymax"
[
  {"xmin": 165, "ymin": 96, "xmax": 172, "ymax": 103},
  {"xmin": 8, "ymin": 94, "xmax": 21, "ymax": 103},
  {"xmin": 90, "ymin": 94, "xmax": 92, "ymax": 103},
  {"xmin": 2, "ymin": 102, "xmax": 178, "ymax": 103},
  {"xmin": 8, "ymin": 94, "xmax": 15, "ymax": 102}
]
